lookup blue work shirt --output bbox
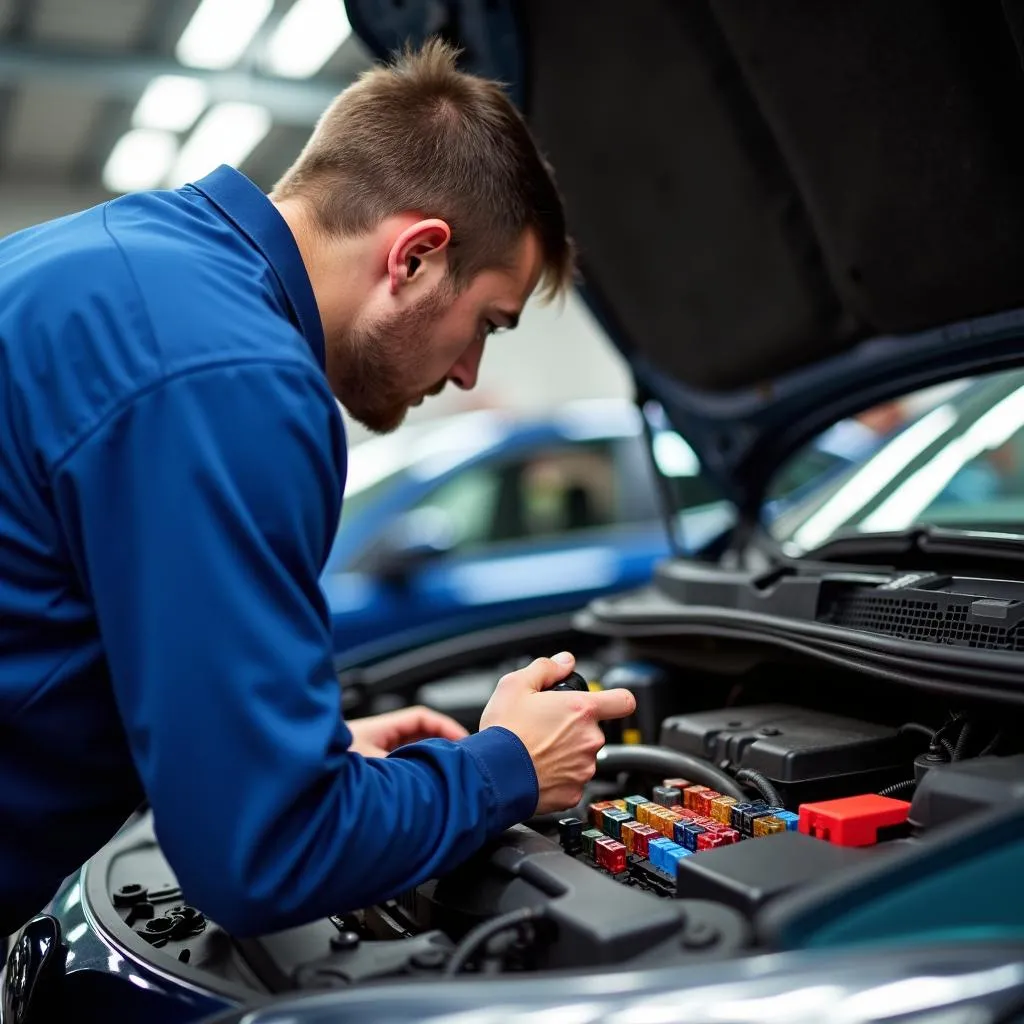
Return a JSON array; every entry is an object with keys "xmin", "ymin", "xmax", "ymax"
[{"xmin": 0, "ymin": 165, "xmax": 537, "ymax": 936}]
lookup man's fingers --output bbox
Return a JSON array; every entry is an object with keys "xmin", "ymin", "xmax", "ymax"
[
  {"xmin": 589, "ymin": 687, "xmax": 636, "ymax": 721},
  {"xmin": 499, "ymin": 652, "xmax": 576, "ymax": 693},
  {"xmin": 418, "ymin": 708, "xmax": 469, "ymax": 741},
  {"xmin": 400, "ymin": 706, "xmax": 469, "ymax": 742}
]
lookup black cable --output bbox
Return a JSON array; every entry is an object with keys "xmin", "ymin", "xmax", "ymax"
[
  {"xmin": 953, "ymin": 722, "xmax": 973, "ymax": 761},
  {"xmin": 441, "ymin": 907, "xmax": 544, "ymax": 977},
  {"xmin": 898, "ymin": 722, "xmax": 937, "ymax": 743},
  {"xmin": 979, "ymin": 731, "xmax": 1003, "ymax": 757},
  {"xmin": 734, "ymin": 768, "xmax": 784, "ymax": 809},
  {"xmin": 594, "ymin": 745, "xmax": 746, "ymax": 801},
  {"xmin": 879, "ymin": 779, "xmax": 917, "ymax": 799},
  {"xmin": 898, "ymin": 722, "xmax": 955, "ymax": 760}
]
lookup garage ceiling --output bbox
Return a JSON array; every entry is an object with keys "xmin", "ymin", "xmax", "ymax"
[{"xmin": 0, "ymin": 0, "xmax": 373, "ymax": 195}]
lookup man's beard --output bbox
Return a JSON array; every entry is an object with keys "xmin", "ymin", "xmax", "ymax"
[{"xmin": 332, "ymin": 281, "xmax": 453, "ymax": 434}]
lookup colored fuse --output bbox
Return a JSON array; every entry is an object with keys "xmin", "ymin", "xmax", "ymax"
[
  {"xmin": 732, "ymin": 800, "xmax": 767, "ymax": 832},
  {"xmin": 665, "ymin": 845, "xmax": 693, "ymax": 872},
  {"xmin": 729, "ymin": 802, "xmax": 753, "ymax": 831},
  {"xmin": 753, "ymin": 815, "xmax": 788, "ymax": 837},
  {"xmin": 712, "ymin": 826, "xmax": 740, "ymax": 844},
  {"xmin": 611, "ymin": 799, "xmax": 628, "ymax": 811},
  {"xmin": 625, "ymin": 794, "xmax": 648, "ymax": 817},
  {"xmin": 621, "ymin": 820, "xmax": 643, "ymax": 853},
  {"xmin": 695, "ymin": 790, "xmax": 721, "ymax": 817},
  {"xmin": 581, "ymin": 828, "xmax": 604, "ymax": 858},
  {"xmin": 672, "ymin": 817, "xmax": 696, "ymax": 844},
  {"xmin": 602, "ymin": 808, "xmax": 634, "ymax": 840},
  {"xmin": 697, "ymin": 831, "xmax": 727, "ymax": 851},
  {"xmin": 773, "ymin": 810, "xmax": 800, "ymax": 831},
  {"xmin": 648, "ymin": 837, "xmax": 680, "ymax": 873},
  {"xmin": 668, "ymin": 804, "xmax": 688, "ymax": 816},
  {"xmin": 741, "ymin": 806, "xmax": 776, "ymax": 836},
  {"xmin": 663, "ymin": 778, "xmax": 692, "ymax": 791},
  {"xmin": 691, "ymin": 815, "xmax": 716, "ymax": 827},
  {"xmin": 652, "ymin": 785, "xmax": 682, "ymax": 808},
  {"xmin": 681, "ymin": 823, "xmax": 706, "ymax": 852},
  {"xmin": 710, "ymin": 796, "xmax": 738, "ymax": 823},
  {"xmin": 683, "ymin": 785, "xmax": 712, "ymax": 811},
  {"xmin": 588, "ymin": 801, "xmax": 616, "ymax": 828},
  {"xmin": 637, "ymin": 802, "xmax": 661, "ymax": 826},
  {"xmin": 595, "ymin": 837, "xmax": 628, "ymax": 874},
  {"xmin": 632, "ymin": 825, "xmax": 661, "ymax": 859},
  {"xmin": 658, "ymin": 811, "xmax": 683, "ymax": 838}
]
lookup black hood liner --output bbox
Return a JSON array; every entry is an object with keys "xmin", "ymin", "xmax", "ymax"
[{"xmin": 518, "ymin": 0, "xmax": 1024, "ymax": 392}]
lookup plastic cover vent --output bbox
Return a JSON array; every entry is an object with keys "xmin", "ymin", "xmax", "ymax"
[{"xmin": 822, "ymin": 593, "xmax": 1024, "ymax": 651}]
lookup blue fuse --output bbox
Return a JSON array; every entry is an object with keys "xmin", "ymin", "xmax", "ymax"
[
  {"xmin": 665, "ymin": 845, "xmax": 693, "ymax": 874},
  {"xmin": 681, "ymin": 822, "xmax": 705, "ymax": 851},
  {"xmin": 773, "ymin": 810, "xmax": 800, "ymax": 831},
  {"xmin": 648, "ymin": 837, "xmax": 675, "ymax": 872}
]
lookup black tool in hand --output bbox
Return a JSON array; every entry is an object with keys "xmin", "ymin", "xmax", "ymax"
[{"xmin": 550, "ymin": 671, "xmax": 589, "ymax": 693}]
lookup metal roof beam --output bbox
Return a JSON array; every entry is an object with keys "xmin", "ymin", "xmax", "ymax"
[{"xmin": 0, "ymin": 43, "xmax": 348, "ymax": 126}]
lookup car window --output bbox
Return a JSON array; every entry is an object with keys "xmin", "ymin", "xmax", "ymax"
[
  {"xmin": 410, "ymin": 441, "xmax": 625, "ymax": 555},
  {"xmin": 768, "ymin": 369, "xmax": 1024, "ymax": 552}
]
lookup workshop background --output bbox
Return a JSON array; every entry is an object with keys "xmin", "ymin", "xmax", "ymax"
[{"xmin": 0, "ymin": 0, "xmax": 633, "ymax": 446}]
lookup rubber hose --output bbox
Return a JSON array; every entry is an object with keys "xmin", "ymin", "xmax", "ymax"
[
  {"xmin": 594, "ymin": 744, "xmax": 746, "ymax": 801},
  {"xmin": 442, "ymin": 907, "xmax": 543, "ymax": 976},
  {"xmin": 953, "ymin": 722, "xmax": 973, "ymax": 761},
  {"xmin": 735, "ymin": 768, "xmax": 784, "ymax": 808}
]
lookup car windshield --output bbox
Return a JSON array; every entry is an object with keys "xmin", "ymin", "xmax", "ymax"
[{"xmin": 768, "ymin": 367, "xmax": 1024, "ymax": 554}]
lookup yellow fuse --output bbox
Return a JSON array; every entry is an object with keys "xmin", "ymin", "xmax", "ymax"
[
  {"xmin": 638, "ymin": 802, "xmax": 659, "ymax": 826},
  {"xmin": 753, "ymin": 815, "xmax": 787, "ymax": 837},
  {"xmin": 710, "ymin": 796, "xmax": 738, "ymax": 824},
  {"xmin": 660, "ymin": 811, "xmax": 682, "ymax": 838},
  {"xmin": 621, "ymin": 820, "xmax": 641, "ymax": 853},
  {"xmin": 612, "ymin": 799, "xmax": 628, "ymax": 811}
]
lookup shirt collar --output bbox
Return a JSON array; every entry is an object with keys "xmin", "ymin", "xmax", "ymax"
[{"xmin": 191, "ymin": 165, "xmax": 326, "ymax": 369}]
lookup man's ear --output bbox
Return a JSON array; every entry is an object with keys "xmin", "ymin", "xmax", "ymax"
[{"xmin": 387, "ymin": 219, "xmax": 452, "ymax": 294}]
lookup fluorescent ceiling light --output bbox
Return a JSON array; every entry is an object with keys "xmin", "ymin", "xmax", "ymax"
[
  {"xmin": 175, "ymin": 0, "xmax": 274, "ymax": 70},
  {"xmin": 132, "ymin": 76, "xmax": 209, "ymax": 133},
  {"xmin": 165, "ymin": 102, "xmax": 272, "ymax": 188},
  {"xmin": 264, "ymin": 0, "xmax": 351, "ymax": 78},
  {"xmin": 102, "ymin": 128, "xmax": 179, "ymax": 194}
]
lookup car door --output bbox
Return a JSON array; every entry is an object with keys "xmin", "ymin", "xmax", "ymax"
[{"xmin": 334, "ymin": 436, "xmax": 670, "ymax": 664}]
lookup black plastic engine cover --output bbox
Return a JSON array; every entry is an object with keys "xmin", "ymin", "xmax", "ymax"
[
  {"xmin": 909, "ymin": 755, "xmax": 1024, "ymax": 832},
  {"xmin": 659, "ymin": 704, "xmax": 908, "ymax": 804}
]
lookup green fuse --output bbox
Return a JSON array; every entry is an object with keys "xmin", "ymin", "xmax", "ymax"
[
  {"xmin": 582, "ymin": 828, "xmax": 605, "ymax": 859},
  {"xmin": 602, "ymin": 808, "xmax": 634, "ymax": 840},
  {"xmin": 625, "ymin": 794, "xmax": 648, "ymax": 817}
]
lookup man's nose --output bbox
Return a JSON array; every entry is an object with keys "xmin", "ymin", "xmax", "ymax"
[{"xmin": 449, "ymin": 338, "xmax": 484, "ymax": 391}]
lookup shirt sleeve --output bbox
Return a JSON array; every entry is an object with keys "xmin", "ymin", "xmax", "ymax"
[{"xmin": 50, "ymin": 357, "xmax": 538, "ymax": 936}]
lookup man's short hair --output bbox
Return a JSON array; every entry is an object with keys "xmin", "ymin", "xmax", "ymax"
[{"xmin": 273, "ymin": 38, "xmax": 573, "ymax": 300}]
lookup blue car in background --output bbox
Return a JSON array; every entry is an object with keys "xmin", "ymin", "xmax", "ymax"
[{"xmin": 322, "ymin": 399, "xmax": 676, "ymax": 670}]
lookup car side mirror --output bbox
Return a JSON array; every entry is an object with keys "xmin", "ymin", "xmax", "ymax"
[{"xmin": 365, "ymin": 507, "xmax": 456, "ymax": 582}]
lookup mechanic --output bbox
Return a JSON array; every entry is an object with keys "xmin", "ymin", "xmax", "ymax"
[{"xmin": 0, "ymin": 40, "xmax": 636, "ymax": 938}]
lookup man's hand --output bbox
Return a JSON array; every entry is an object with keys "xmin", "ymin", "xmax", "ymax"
[
  {"xmin": 479, "ymin": 652, "xmax": 635, "ymax": 815},
  {"xmin": 348, "ymin": 706, "xmax": 469, "ymax": 758}
]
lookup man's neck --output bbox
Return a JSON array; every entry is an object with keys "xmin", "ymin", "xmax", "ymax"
[{"xmin": 271, "ymin": 196, "xmax": 365, "ymax": 347}]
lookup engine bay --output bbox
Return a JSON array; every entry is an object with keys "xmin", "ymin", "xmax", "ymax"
[{"xmin": 71, "ymin": 637, "xmax": 1024, "ymax": 1008}]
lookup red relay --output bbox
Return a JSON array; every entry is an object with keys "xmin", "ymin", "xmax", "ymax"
[{"xmin": 798, "ymin": 794, "xmax": 911, "ymax": 847}]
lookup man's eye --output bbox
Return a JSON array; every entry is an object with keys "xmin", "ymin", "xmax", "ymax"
[{"xmin": 482, "ymin": 320, "xmax": 500, "ymax": 338}]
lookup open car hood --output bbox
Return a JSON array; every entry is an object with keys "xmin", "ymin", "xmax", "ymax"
[{"xmin": 344, "ymin": 0, "xmax": 1024, "ymax": 514}]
